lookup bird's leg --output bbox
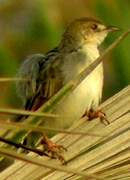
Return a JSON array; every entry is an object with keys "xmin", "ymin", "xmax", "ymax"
[
  {"xmin": 83, "ymin": 109, "xmax": 110, "ymax": 125},
  {"xmin": 21, "ymin": 132, "xmax": 67, "ymax": 163},
  {"xmin": 40, "ymin": 135, "xmax": 67, "ymax": 164}
]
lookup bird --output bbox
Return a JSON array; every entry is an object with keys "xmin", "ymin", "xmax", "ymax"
[{"xmin": 16, "ymin": 17, "xmax": 119, "ymax": 161}]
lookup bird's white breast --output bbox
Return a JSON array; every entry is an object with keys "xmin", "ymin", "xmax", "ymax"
[{"xmin": 45, "ymin": 45, "xmax": 103, "ymax": 129}]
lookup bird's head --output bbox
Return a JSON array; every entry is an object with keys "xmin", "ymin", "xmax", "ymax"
[{"xmin": 61, "ymin": 17, "xmax": 119, "ymax": 50}]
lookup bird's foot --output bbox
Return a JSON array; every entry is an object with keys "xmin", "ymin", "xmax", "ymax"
[
  {"xmin": 83, "ymin": 109, "xmax": 110, "ymax": 125},
  {"xmin": 41, "ymin": 135, "xmax": 67, "ymax": 164}
]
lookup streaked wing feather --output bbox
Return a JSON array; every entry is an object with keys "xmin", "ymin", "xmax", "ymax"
[{"xmin": 25, "ymin": 47, "xmax": 63, "ymax": 111}]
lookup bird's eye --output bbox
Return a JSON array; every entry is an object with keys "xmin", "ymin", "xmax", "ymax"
[{"xmin": 91, "ymin": 24, "xmax": 98, "ymax": 30}]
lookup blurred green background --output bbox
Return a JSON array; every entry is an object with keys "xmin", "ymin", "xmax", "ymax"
[{"xmin": 0, "ymin": 0, "xmax": 130, "ymax": 109}]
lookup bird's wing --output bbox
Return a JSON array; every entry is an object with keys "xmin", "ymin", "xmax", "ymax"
[
  {"xmin": 31, "ymin": 48, "xmax": 63, "ymax": 111},
  {"xmin": 16, "ymin": 48, "xmax": 63, "ymax": 111}
]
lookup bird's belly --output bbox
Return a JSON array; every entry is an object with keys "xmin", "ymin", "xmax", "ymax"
[{"xmin": 47, "ymin": 64, "xmax": 103, "ymax": 129}]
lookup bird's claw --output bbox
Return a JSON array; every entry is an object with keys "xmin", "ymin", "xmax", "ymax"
[
  {"xmin": 41, "ymin": 135, "xmax": 67, "ymax": 164},
  {"xmin": 83, "ymin": 109, "xmax": 110, "ymax": 125}
]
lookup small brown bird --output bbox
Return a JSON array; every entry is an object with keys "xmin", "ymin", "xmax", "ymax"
[{"xmin": 16, "ymin": 17, "xmax": 118, "ymax": 161}]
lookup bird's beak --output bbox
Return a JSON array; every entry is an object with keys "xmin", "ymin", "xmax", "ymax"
[{"xmin": 106, "ymin": 25, "xmax": 120, "ymax": 32}]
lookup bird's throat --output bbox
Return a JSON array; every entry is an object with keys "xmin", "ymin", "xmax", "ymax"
[{"xmin": 82, "ymin": 44, "xmax": 100, "ymax": 62}]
